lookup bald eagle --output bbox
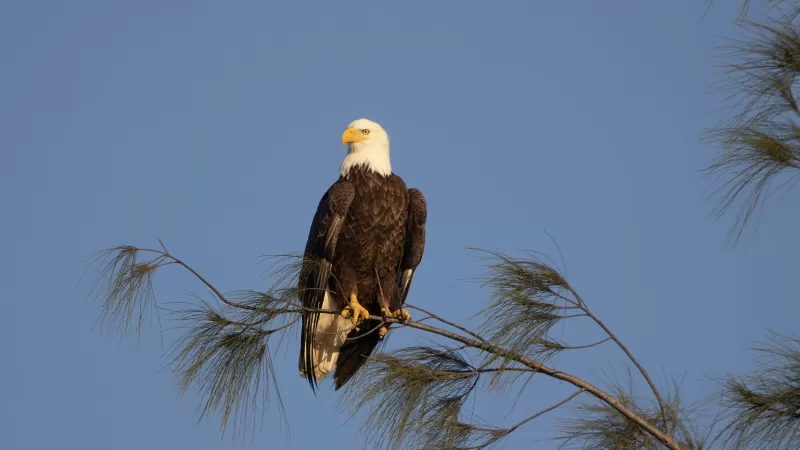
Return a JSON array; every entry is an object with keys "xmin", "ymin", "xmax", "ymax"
[{"xmin": 298, "ymin": 118, "xmax": 427, "ymax": 391}]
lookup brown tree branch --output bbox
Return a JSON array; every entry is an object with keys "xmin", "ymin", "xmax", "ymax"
[
  {"xmin": 320, "ymin": 310, "xmax": 684, "ymax": 449},
  {"xmin": 395, "ymin": 318, "xmax": 685, "ymax": 449},
  {"xmin": 405, "ymin": 303, "xmax": 487, "ymax": 343},
  {"xmin": 100, "ymin": 244, "xmax": 683, "ymax": 449},
  {"xmin": 159, "ymin": 239, "xmax": 260, "ymax": 311},
  {"xmin": 137, "ymin": 244, "xmax": 259, "ymax": 311}
]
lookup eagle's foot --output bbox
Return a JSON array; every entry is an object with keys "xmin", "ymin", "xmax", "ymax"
[
  {"xmin": 394, "ymin": 309, "xmax": 411, "ymax": 322},
  {"xmin": 341, "ymin": 294, "xmax": 370, "ymax": 325},
  {"xmin": 381, "ymin": 306, "xmax": 411, "ymax": 323},
  {"xmin": 376, "ymin": 308, "xmax": 411, "ymax": 340}
]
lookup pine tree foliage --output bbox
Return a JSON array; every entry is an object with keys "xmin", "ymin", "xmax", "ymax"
[
  {"xmin": 87, "ymin": 243, "xmax": 304, "ymax": 438},
  {"xmin": 85, "ymin": 240, "xmax": 799, "ymax": 449},
  {"xmin": 557, "ymin": 377, "xmax": 713, "ymax": 450},
  {"xmin": 718, "ymin": 332, "xmax": 800, "ymax": 448},
  {"xmin": 338, "ymin": 345, "xmax": 504, "ymax": 450},
  {"xmin": 707, "ymin": 1, "xmax": 800, "ymax": 243},
  {"xmin": 86, "ymin": 243, "xmax": 692, "ymax": 449},
  {"xmin": 86, "ymin": 246, "xmax": 159, "ymax": 334},
  {"xmin": 474, "ymin": 249, "xmax": 576, "ymax": 390}
]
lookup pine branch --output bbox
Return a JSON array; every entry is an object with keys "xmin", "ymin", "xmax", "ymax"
[
  {"xmin": 155, "ymin": 239, "xmax": 259, "ymax": 311},
  {"xmin": 706, "ymin": 15, "xmax": 800, "ymax": 244},
  {"xmin": 472, "ymin": 249, "xmax": 578, "ymax": 392},
  {"xmin": 556, "ymin": 377, "xmax": 711, "ymax": 450},
  {"xmin": 166, "ymin": 303, "xmax": 279, "ymax": 437},
  {"xmin": 718, "ymin": 331, "xmax": 800, "ymax": 448},
  {"xmin": 405, "ymin": 303, "xmax": 487, "ymax": 343},
  {"xmin": 86, "ymin": 242, "xmax": 688, "ymax": 449},
  {"xmin": 338, "ymin": 345, "xmax": 492, "ymax": 449},
  {"xmin": 497, "ymin": 389, "xmax": 585, "ymax": 441},
  {"xmin": 576, "ymin": 294, "xmax": 672, "ymax": 437},
  {"xmin": 473, "ymin": 249, "xmax": 672, "ymax": 436},
  {"xmin": 86, "ymin": 244, "xmax": 303, "ymax": 439},
  {"xmin": 389, "ymin": 319, "xmax": 687, "ymax": 449},
  {"xmin": 86, "ymin": 243, "xmax": 258, "ymax": 337},
  {"xmin": 547, "ymin": 337, "xmax": 611, "ymax": 350}
]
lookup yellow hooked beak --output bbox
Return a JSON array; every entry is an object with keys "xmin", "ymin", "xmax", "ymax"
[{"xmin": 342, "ymin": 127, "xmax": 366, "ymax": 147}]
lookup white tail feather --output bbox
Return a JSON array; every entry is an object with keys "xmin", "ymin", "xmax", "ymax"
[{"xmin": 299, "ymin": 291, "xmax": 354, "ymax": 380}]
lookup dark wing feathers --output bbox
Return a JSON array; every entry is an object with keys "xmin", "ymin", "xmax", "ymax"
[
  {"xmin": 298, "ymin": 181, "xmax": 355, "ymax": 391},
  {"xmin": 333, "ymin": 187, "xmax": 427, "ymax": 391},
  {"xmin": 393, "ymin": 188, "xmax": 427, "ymax": 311}
]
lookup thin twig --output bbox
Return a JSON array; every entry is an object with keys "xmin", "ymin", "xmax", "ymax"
[
  {"xmin": 560, "ymin": 313, "xmax": 589, "ymax": 319},
  {"xmin": 504, "ymin": 388, "xmax": 585, "ymax": 434},
  {"xmin": 570, "ymin": 288, "xmax": 671, "ymax": 436},
  {"xmin": 256, "ymin": 316, "xmax": 301, "ymax": 336},
  {"xmin": 555, "ymin": 337, "xmax": 612, "ymax": 350},
  {"xmin": 428, "ymin": 367, "xmax": 535, "ymax": 381},
  {"xmin": 406, "ymin": 304, "xmax": 487, "ymax": 343},
  {"xmin": 138, "ymin": 246, "xmax": 259, "ymax": 311},
  {"xmin": 345, "ymin": 321, "xmax": 387, "ymax": 341},
  {"xmin": 552, "ymin": 291, "xmax": 583, "ymax": 308},
  {"xmin": 171, "ymin": 261, "xmax": 257, "ymax": 311}
]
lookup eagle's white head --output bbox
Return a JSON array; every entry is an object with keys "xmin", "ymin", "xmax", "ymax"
[{"xmin": 340, "ymin": 118, "xmax": 391, "ymax": 177}]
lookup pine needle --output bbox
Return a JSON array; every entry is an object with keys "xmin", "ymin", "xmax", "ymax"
[
  {"xmin": 718, "ymin": 331, "xmax": 800, "ymax": 449},
  {"xmin": 706, "ymin": 17, "xmax": 800, "ymax": 244},
  {"xmin": 338, "ymin": 345, "xmax": 503, "ymax": 450}
]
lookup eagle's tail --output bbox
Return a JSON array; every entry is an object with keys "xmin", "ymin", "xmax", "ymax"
[
  {"xmin": 333, "ymin": 317, "xmax": 382, "ymax": 390},
  {"xmin": 299, "ymin": 291, "xmax": 353, "ymax": 387}
]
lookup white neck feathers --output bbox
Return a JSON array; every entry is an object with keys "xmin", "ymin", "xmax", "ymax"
[{"xmin": 340, "ymin": 144, "xmax": 392, "ymax": 177}]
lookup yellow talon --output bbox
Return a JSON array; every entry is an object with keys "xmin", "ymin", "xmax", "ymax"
[
  {"xmin": 377, "ymin": 308, "xmax": 411, "ymax": 340},
  {"xmin": 380, "ymin": 306, "xmax": 411, "ymax": 323},
  {"xmin": 341, "ymin": 293, "xmax": 369, "ymax": 325},
  {"xmin": 395, "ymin": 309, "xmax": 411, "ymax": 322}
]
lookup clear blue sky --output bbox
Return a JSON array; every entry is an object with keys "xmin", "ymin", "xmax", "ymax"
[{"xmin": 2, "ymin": 1, "xmax": 797, "ymax": 448}]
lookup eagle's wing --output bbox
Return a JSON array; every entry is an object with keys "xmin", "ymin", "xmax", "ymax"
[
  {"xmin": 393, "ymin": 188, "xmax": 427, "ymax": 311},
  {"xmin": 298, "ymin": 180, "xmax": 355, "ymax": 390}
]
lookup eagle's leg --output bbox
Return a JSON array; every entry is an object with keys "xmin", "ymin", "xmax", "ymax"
[{"xmin": 340, "ymin": 293, "xmax": 370, "ymax": 325}]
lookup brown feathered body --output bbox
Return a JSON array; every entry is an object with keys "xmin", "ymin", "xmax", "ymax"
[{"xmin": 298, "ymin": 165, "xmax": 427, "ymax": 391}]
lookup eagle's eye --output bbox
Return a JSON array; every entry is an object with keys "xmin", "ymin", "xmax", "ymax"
[{"xmin": 361, "ymin": 129, "xmax": 370, "ymax": 135}]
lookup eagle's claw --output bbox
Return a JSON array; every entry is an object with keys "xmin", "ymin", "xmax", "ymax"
[
  {"xmin": 395, "ymin": 309, "xmax": 411, "ymax": 322},
  {"xmin": 381, "ymin": 306, "xmax": 411, "ymax": 323},
  {"xmin": 342, "ymin": 294, "xmax": 370, "ymax": 325},
  {"xmin": 377, "ymin": 309, "xmax": 411, "ymax": 340}
]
